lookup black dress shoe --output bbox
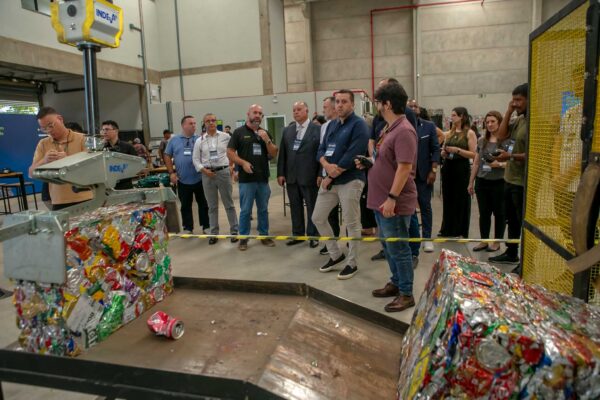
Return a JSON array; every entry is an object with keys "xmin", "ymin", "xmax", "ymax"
[
  {"xmin": 319, "ymin": 254, "xmax": 346, "ymax": 272},
  {"xmin": 209, "ymin": 238, "xmax": 218, "ymax": 245},
  {"xmin": 371, "ymin": 250, "xmax": 386, "ymax": 261},
  {"xmin": 230, "ymin": 237, "xmax": 239, "ymax": 243},
  {"xmin": 309, "ymin": 240, "xmax": 319, "ymax": 248},
  {"xmin": 286, "ymin": 239, "xmax": 303, "ymax": 246}
]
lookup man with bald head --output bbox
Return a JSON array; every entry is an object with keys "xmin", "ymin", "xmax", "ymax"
[
  {"xmin": 227, "ymin": 104, "xmax": 278, "ymax": 251},
  {"xmin": 277, "ymin": 101, "xmax": 321, "ymax": 248}
]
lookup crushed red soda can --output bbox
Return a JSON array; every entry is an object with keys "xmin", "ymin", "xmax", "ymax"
[{"xmin": 147, "ymin": 311, "xmax": 184, "ymax": 339}]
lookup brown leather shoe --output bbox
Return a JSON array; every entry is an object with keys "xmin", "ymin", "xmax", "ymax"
[
  {"xmin": 384, "ymin": 295, "xmax": 415, "ymax": 312},
  {"xmin": 372, "ymin": 282, "xmax": 399, "ymax": 298},
  {"xmin": 261, "ymin": 238, "xmax": 276, "ymax": 247},
  {"xmin": 238, "ymin": 239, "xmax": 248, "ymax": 251}
]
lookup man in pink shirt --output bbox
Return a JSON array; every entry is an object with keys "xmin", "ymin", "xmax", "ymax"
[{"xmin": 360, "ymin": 82, "xmax": 418, "ymax": 312}]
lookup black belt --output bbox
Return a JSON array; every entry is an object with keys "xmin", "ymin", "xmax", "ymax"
[{"xmin": 208, "ymin": 165, "xmax": 229, "ymax": 172}]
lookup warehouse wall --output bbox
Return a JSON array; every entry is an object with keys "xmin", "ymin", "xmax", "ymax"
[
  {"xmin": 156, "ymin": 0, "xmax": 269, "ymax": 102},
  {"xmin": 417, "ymin": 0, "xmax": 531, "ymax": 115},
  {"xmin": 42, "ymin": 79, "xmax": 143, "ymax": 131},
  {"xmin": 283, "ymin": 0, "xmax": 571, "ymax": 116},
  {"xmin": 312, "ymin": 0, "xmax": 414, "ymax": 96},
  {"xmin": 270, "ymin": 0, "xmax": 288, "ymax": 94}
]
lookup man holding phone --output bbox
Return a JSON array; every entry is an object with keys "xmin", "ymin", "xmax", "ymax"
[
  {"xmin": 364, "ymin": 82, "xmax": 418, "ymax": 312},
  {"xmin": 227, "ymin": 104, "xmax": 278, "ymax": 251}
]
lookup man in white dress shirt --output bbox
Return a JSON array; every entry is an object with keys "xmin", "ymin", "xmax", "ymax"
[{"xmin": 192, "ymin": 113, "xmax": 239, "ymax": 245}]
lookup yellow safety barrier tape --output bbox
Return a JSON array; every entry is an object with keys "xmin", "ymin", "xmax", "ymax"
[{"xmin": 168, "ymin": 233, "xmax": 521, "ymax": 244}]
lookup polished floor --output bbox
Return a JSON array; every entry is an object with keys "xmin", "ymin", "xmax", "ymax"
[{"xmin": 0, "ymin": 179, "xmax": 517, "ymax": 399}]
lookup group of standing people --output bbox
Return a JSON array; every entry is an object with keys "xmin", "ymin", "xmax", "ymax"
[
  {"xmin": 29, "ymin": 81, "xmax": 530, "ymax": 314},
  {"xmin": 439, "ymin": 83, "xmax": 529, "ymax": 270},
  {"xmin": 276, "ymin": 80, "xmax": 431, "ymax": 312}
]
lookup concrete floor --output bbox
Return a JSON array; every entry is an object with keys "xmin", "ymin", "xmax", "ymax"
[{"xmin": 0, "ymin": 178, "xmax": 517, "ymax": 399}]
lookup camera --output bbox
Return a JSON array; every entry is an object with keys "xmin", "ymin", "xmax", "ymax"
[{"xmin": 483, "ymin": 153, "xmax": 496, "ymax": 163}]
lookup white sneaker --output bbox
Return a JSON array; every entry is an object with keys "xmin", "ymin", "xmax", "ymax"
[{"xmin": 423, "ymin": 241, "xmax": 434, "ymax": 253}]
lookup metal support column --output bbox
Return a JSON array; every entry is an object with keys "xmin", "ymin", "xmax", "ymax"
[{"xmin": 78, "ymin": 43, "xmax": 101, "ymax": 150}]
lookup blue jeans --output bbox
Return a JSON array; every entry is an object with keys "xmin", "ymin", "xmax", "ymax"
[
  {"xmin": 239, "ymin": 182, "xmax": 271, "ymax": 235},
  {"xmin": 375, "ymin": 211, "xmax": 413, "ymax": 296},
  {"xmin": 409, "ymin": 213, "xmax": 420, "ymax": 257}
]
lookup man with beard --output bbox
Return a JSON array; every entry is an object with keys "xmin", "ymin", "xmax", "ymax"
[{"xmin": 227, "ymin": 104, "xmax": 279, "ymax": 251}]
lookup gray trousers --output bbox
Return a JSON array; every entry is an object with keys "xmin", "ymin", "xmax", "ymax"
[
  {"xmin": 311, "ymin": 179, "xmax": 364, "ymax": 267},
  {"xmin": 201, "ymin": 168, "xmax": 239, "ymax": 234}
]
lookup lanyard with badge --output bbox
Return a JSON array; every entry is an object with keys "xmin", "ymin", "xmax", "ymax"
[
  {"xmin": 252, "ymin": 131, "xmax": 263, "ymax": 156},
  {"xmin": 208, "ymin": 134, "xmax": 219, "ymax": 164},
  {"xmin": 293, "ymin": 138, "xmax": 302, "ymax": 151},
  {"xmin": 183, "ymin": 137, "xmax": 193, "ymax": 156}
]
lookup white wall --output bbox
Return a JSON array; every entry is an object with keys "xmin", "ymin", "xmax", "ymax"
[
  {"xmin": 148, "ymin": 91, "xmax": 329, "ymax": 138},
  {"xmin": 157, "ymin": 0, "xmax": 262, "ymax": 71},
  {"xmin": 43, "ymin": 79, "xmax": 142, "ymax": 131},
  {"xmin": 161, "ymin": 68, "xmax": 264, "ymax": 102}
]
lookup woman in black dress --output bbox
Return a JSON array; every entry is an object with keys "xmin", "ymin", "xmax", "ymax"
[{"xmin": 439, "ymin": 107, "xmax": 477, "ymax": 238}]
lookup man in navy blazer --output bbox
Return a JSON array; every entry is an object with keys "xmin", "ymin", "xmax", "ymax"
[
  {"xmin": 277, "ymin": 101, "xmax": 321, "ymax": 248},
  {"xmin": 408, "ymin": 99, "xmax": 440, "ymax": 252}
]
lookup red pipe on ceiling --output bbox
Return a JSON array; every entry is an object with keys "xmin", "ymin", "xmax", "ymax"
[{"xmin": 370, "ymin": 0, "xmax": 484, "ymax": 96}]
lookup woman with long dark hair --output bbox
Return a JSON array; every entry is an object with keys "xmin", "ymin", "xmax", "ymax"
[
  {"xmin": 468, "ymin": 111, "xmax": 507, "ymax": 252},
  {"xmin": 439, "ymin": 107, "xmax": 477, "ymax": 237}
]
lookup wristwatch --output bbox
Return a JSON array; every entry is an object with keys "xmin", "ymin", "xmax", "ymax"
[{"xmin": 388, "ymin": 193, "xmax": 399, "ymax": 200}]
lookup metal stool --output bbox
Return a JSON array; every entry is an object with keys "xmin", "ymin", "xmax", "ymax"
[
  {"xmin": 2, "ymin": 182, "xmax": 38, "ymax": 211},
  {"xmin": 0, "ymin": 184, "xmax": 12, "ymax": 214}
]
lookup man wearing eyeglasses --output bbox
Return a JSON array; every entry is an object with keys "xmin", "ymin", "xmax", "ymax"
[
  {"xmin": 101, "ymin": 120, "xmax": 138, "ymax": 190},
  {"xmin": 30, "ymin": 106, "xmax": 93, "ymax": 210},
  {"xmin": 164, "ymin": 115, "xmax": 210, "ymax": 234},
  {"xmin": 192, "ymin": 113, "xmax": 239, "ymax": 245}
]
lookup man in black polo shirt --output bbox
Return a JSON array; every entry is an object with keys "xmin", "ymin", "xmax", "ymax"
[
  {"xmin": 227, "ymin": 104, "xmax": 279, "ymax": 251},
  {"xmin": 102, "ymin": 120, "xmax": 138, "ymax": 190}
]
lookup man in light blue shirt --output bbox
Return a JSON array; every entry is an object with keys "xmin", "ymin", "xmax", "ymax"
[{"xmin": 164, "ymin": 115, "xmax": 209, "ymax": 233}]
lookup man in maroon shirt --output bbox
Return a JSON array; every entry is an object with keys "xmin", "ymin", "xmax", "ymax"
[{"xmin": 359, "ymin": 82, "xmax": 418, "ymax": 312}]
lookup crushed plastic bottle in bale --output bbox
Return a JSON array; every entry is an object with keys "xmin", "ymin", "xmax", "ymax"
[
  {"xmin": 11, "ymin": 203, "xmax": 173, "ymax": 356},
  {"xmin": 398, "ymin": 249, "xmax": 600, "ymax": 399}
]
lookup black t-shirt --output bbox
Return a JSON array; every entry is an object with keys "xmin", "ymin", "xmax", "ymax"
[
  {"xmin": 227, "ymin": 125, "xmax": 273, "ymax": 183},
  {"xmin": 104, "ymin": 139, "xmax": 138, "ymax": 189}
]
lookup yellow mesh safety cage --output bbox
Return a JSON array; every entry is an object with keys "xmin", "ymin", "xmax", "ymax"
[{"xmin": 525, "ymin": 2, "xmax": 599, "ymax": 304}]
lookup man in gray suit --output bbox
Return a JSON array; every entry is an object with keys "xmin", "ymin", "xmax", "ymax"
[{"xmin": 277, "ymin": 101, "xmax": 321, "ymax": 248}]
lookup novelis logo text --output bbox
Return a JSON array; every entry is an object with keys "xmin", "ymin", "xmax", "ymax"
[
  {"xmin": 96, "ymin": 8, "xmax": 118, "ymax": 24},
  {"xmin": 109, "ymin": 164, "xmax": 128, "ymax": 173}
]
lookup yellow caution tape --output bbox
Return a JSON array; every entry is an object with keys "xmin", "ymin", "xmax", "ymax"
[{"xmin": 168, "ymin": 233, "xmax": 521, "ymax": 244}]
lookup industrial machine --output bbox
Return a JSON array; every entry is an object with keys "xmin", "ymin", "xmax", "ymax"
[{"xmin": 1, "ymin": 0, "xmax": 177, "ymax": 286}]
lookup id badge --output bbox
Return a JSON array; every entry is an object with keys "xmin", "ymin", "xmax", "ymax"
[
  {"xmin": 252, "ymin": 143, "xmax": 262, "ymax": 156},
  {"xmin": 325, "ymin": 143, "xmax": 336, "ymax": 157},
  {"xmin": 293, "ymin": 139, "xmax": 301, "ymax": 151},
  {"xmin": 482, "ymin": 164, "xmax": 492, "ymax": 172},
  {"xmin": 209, "ymin": 150, "xmax": 219, "ymax": 161},
  {"xmin": 183, "ymin": 147, "xmax": 192, "ymax": 156}
]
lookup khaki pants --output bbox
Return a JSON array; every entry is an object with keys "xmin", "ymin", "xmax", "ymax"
[{"xmin": 311, "ymin": 179, "xmax": 364, "ymax": 267}]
